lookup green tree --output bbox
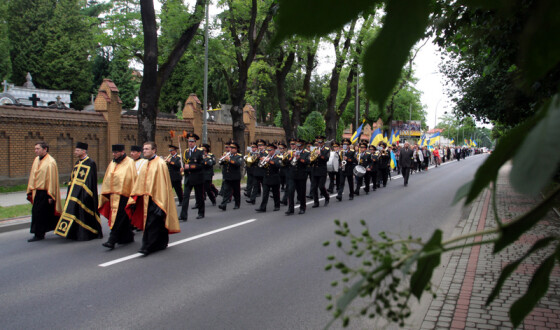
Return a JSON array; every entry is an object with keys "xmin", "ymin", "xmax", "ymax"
[
  {"xmin": 41, "ymin": 0, "xmax": 94, "ymax": 109},
  {"xmin": 0, "ymin": 0, "xmax": 11, "ymax": 80},
  {"xmin": 297, "ymin": 110, "xmax": 326, "ymax": 142},
  {"xmin": 108, "ymin": 52, "xmax": 138, "ymax": 109},
  {"xmin": 7, "ymin": 0, "xmax": 56, "ymax": 85}
]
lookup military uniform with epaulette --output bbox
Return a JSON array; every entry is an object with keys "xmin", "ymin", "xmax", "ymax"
[
  {"xmin": 219, "ymin": 145, "xmax": 243, "ymax": 211},
  {"xmin": 310, "ymin": 137, "xmax": 331, "ymax": 208},
  {"xmin": 355, "ymin": 147, "xmax": 372, "ymax": 195},
  {"xmin": 286, "ymin": 141, "xmax": 310, "ymax": 215},
  {"xmin": 256, "ymin": 146, "xmax": 282, "ymax": 212},
  {"xmin": 179, "ymin": 134, "xmax": 205, "ymax": 221},
  {"xmin": 336, "ymin": 142, "xmax": 356, "ymax": 201},
  {"xmin": 202, "ymin": 150, "xmax": 217, "ymax": 206}
]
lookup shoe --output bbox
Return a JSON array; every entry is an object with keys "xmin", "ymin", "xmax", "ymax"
[
  {"xmin": 349, "ymin": 196, "xmax": 354, "ymax": 200},
  {"xmin": 306, "ymin": 195, "xmax": 312, "ymax": 199},
  {"xmin": 246, "ymin": 199, "xmax": 255, "ymax": 204},
  {"xmin": 255, "ymin": 208, "xmax": 266, "ymax": 213},
  {"xmin": 324, "ymin": 198, "xmax": 330, "ymax": 206},
  {"xmin": 218, "ymin": 205, "xmax": 226, "ymax": 211},
  {"xmin": 233, "ymin": 205, "xmax": 240, "ymax": 209},
  {"xmin": 404, "ymin": 183, "xmax": 408, "ymax": 187},
  {"xmin": 354, "ymin": 192, "xmax": 360, "ymax": 196},
  {"xmin": 273, "ymin": 207, "xmax": 280, "ymax": 211},
  {"xmin": 327, "ymin": 189, "xmax": 333, "ymax": 193},
  {"xmin": 212, "ymin": 201, "xmax": 216, "ymax": 206},
  {"xmin": 312, "ymin": 203, "xmax": 320, "ymax": 208},
  {"xmin": 196, "ymin": 215, "xmax": 204, "ymax": 219},
  {"xmin": 102, "ymin": 242, "xmax": 115, "ymax": 250},
  {"xmin": 298, "ymin": 209, "xmax": 305, "ymax": 214},
  {"xmin": 191, "ymin": 205, "xmax": 198, "ymax": 209},
  {"xmin": 280, "ymin": 201, "xmax": 287, "ymax": 206},
  {"xmin": 138, "ymin": 249, "xmax": 150, "ymax": 256},
  {"xmin": 336, "ymin": 196, "xmax": 342, "ymax": 201},
  {"xmin": 27, "ymin": 236, "xmax": 44, "ymax": 242},
  {"xmin": 179, "ymin": 218, "xmax": 187, "ymax": 222},
  {"xmin": 285, "ymin": 210, "xmax": 294, "ymax": 216}
]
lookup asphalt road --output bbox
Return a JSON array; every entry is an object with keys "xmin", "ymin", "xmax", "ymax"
[{"xmin": 0, "ymin": 155, "xmax": 487, "ymax": 329}]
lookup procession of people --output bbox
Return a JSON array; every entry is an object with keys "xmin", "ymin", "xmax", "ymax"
[{"xmin": 25, "ymin": 136, "xmax": 476, "ymax": 255}]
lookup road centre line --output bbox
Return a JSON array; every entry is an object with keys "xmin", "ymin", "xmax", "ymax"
[{"xmin": 98, "ymin": 219, "xmax": 257, "ymax": 267}]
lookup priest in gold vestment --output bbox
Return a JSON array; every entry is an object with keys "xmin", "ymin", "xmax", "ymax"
[
  {"xmin": 126, "ymin": 142, "xmax": 180, "ymax": 255},
  {"xmin": 26, "ymin": 141, "xmax": 62, "ymax": 242},
  {"xmin": 99, "ymin": 144, "xmax": 136, "ymax": 250}
]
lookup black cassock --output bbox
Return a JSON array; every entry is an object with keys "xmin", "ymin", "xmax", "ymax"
[{"xmin": 55, "ymin": 157, "xmax": 103, "ymax": 241}]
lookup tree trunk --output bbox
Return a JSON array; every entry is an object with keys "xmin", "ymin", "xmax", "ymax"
[
  {"xmin": 276, "ymin": 50, "xmax": 295, "ymax": 140},
  {"xmin": 137, "ymin": 0, "xmax": 203, "ymax": 143}
]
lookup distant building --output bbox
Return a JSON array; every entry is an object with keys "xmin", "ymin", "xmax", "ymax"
[{"xmin": 0, "ymin": 73, "xmax": 72, "ymax": 108}]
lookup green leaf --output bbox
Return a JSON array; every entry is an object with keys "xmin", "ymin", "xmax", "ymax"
[
  {"xmin": 509, "ymin": 254, "xmax": 556, "ymax": 327},
  {"xmin": 510, "ymin": 95, "xmax": 560, "ymax": 195},
  {"xmin": 494, "ymin": 186, "xmax": 560, "ymax": 253},
  {"xmin": 272, "ymin": 0, "xmax": 379, "ymax": 46},
  {"xmin": 452, "ymin": 180, "xmax": 473, "ymax": 205},
  {"xmin": 486, "ymin": 237, "xmax": 555, "ymax": 306},
  {"xmin": 336, "ymin": 277, "xmax": 365, "ymax": 312},
  {"xmin": 458, "ymin": 0, "xmax": 511, "ymax": 10},
  {"xmin": 410, "ymin": 230, "xmax": 443, "ymax": 300},
  {"xmin": 518, "ymin": 0, "xmax": 560, "ymax": 84},
  {"xmin": 362, "ymin": 0, "xmax": 430, "ymax": 108},
  {"xmin": 462, "ymin": 106, "xmax": 549, "ymax": 204}
]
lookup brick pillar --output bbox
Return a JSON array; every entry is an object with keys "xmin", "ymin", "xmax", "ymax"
[
  {"xmin": 182, "ymin": 94, "xmax": 202, "ymax": 138},
  {"xmin": 94, "ymin": 79, "xmax": 122, "ymax": 153},
  {"xmin": 243, "ymin": 104, "xmax": 256, "ymax": 144}
]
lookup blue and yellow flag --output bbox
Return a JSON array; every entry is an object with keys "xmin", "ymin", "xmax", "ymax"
[
  {"xmin": 428, "ymin": 132, "xmax": 441, "ymax": 146},
  {"xmin": 370, "ymin": 128, "xmax": 383, "ymax": 146},
  {"xmin": 450, "ymin": 138, "xmax": 455, "ymax": 145},
  {"xmin": 395, "ymin": 130, "xmax": 400, "ymax": 143},
  {"xmin": 464, "ymin": 138, "xmax": 468, "ymax": 146},
  {"xmin": 388, "ymin": 129, "xmax": 395, "ymax": 145},
  {"xmin": 383, "ymin": 132, "xmax": 388, "ymax": 144},
  {"xmin": 473, "ymin": 139, "xmax": 478, "ymax": 147},
  {"xmin": 351, "ymin": 119, "xmax": 366, "ymax": 144},
  {"xmin": 390, "ymin": 150, "xmax": 397, "ymax": 169}
]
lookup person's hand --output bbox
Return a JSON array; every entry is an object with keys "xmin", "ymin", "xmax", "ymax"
[{"xmin": 48, "ymin": 198, "xmax": 53, "ymax": 204}]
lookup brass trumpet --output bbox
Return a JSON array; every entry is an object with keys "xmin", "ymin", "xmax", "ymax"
[
  {"xmin": 258, "ymin": 155, "xmax": 271, "ymax": 168},
  {"xmin": 218, "ymin": 152, "xmax": 231, "ymax": 165},
  {"xmin": 309, "ymin": 148, "xmax": 320, "ymax": 163}
]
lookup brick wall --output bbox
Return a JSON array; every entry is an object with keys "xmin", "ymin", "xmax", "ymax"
[{"xmin": 0, "ymin": 82, "xmax": 286, "ymax": 186}]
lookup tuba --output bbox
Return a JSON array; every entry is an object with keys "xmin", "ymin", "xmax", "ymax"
[{"xmin": 309, "ymin": 148, "xmax": 320, "ymax": 163}]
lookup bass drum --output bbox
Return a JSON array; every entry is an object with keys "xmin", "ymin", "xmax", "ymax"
[{"xmin": 353, "ymin": 165, "xmax": 366, "ymax": 178}]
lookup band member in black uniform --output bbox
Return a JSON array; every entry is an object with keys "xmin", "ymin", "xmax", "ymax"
[
  {"xmin": 281, "ymin": 139, "xmax": 296, "ymax": 206},
  {"xmin": 336, "ymin": 138, "xmax": 356, "ymax": 201},
  {"xmin": 327, "ymin": 142, "xmax": 340, "ymax": 193},
  {"xmin": 310, "ymin": 135, "xmax": 330, "ymax": 208},
  {"xmin": 369, "ymin": 144, "xmax": 379, "ymax": 191},
  {"xmin": 166, "ymin": 145, "xmax": 183, "ymax": 204},
  {"xmin": 305, "ymin": 142, "xmax": 314, "ymax": 199},
  {"xmin": 244, "ymin": 142, "xmax": 258, "ymax": 198},
  {"xmin": 286, "ymin": 138, "xmax": 310, "ymax": 215},
  {"xmin": 278, "ymin": 142, "xmax": 288, "ymax": 191},
  {"xmin": 378, "ymin": 142, "xmax": 391, "ymax": 188},
  {"xmin": 355, "ymin": 141, "xmax": 372, "ymax": 195},
  {"xmin": 255, "ymin": 143, "xmax": 282, "ymax": 212},
  {"xmin": 202, "ymin": 143, "xmax": 217, "ymax": 206},
  {"xmin": 218, "ymin": 143, "xmax": 232, "ymax": 197},
  {"xmin": 247, "ymin": 139, "xmax": 266, "ymax": 204},
  {"xmin": 179, "ymin": 133, "xmax": 205, "ymax": 221},
  {"xmin": 219, "ymin": 142, "xmax": 243, "ymax": 211}
]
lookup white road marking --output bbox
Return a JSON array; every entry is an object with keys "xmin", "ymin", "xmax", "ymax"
[{"xmin": 98, "ymin": 219, "xmax": 257, "ymax": 267}]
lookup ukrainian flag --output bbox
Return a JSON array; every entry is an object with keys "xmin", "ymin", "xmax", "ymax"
[
  {"xmin": 351, "ymin": 119, "xmax": 366, "ymax": 144},
  {"xmin": 390, "ymin": 150, "xmax": 397, "ymax": 169},
  {"xmin": 450, "ymin": 138, "xmax": 455, "ymax": 145},
  {"xmin": 389, "ymin": 129, "xmax": 395, "ymax": 145},
  {"xmin": 370, "ymin": 128, "xmax": 383, "ymax": 146},
  {"xmin": 428, "ymin": 132, "xmax": 441, "ymax": 145},
  {"xmin": 473, "ymin": 139, "xmax": 478, "ymax": 147},
  {"xmin": 395, "ymin": 130, "xmax": 400, "ymax": 143},
  {"xmin": 383, "ymin": 132, "xmax": 388, "ymax": 144}
]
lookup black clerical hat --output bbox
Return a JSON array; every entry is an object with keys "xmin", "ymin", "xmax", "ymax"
[
  {"xmin": 131, "ymin": 145, "xmax": 142, "ymax": 152},
  {"xmin": 112, "ymin": 144, "xmax": 125, "ymax": 152},
  {"xmin": 76, "ymin": 142, "xmax": 88, "ymax": 150}
]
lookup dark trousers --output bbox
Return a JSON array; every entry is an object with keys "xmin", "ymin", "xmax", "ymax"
[
  {"xmin": 221, "ymin": 179, "xmax": 240, "ymax": 208},
  {"xmin": 245, "ymin": 173, "xmax": 255, "ymax": 194},
  {"xmin": 107, "ymin": 196, "xmax": 134, "ymax": 244},
  {"xmin": 203, "ymin": 180, "xmax": 217, "ymax": 204},
  {"xmin": 250, "ymin": 176, "xmax": 263, "ymax": 201},
  {"xmin": 30, "ymin": 190, "xmax": 57, "ymax": 238},
  {"xmin": 337, "ymin": 173, "xmax": 354, "ymax": 198},
  {"xmin": 280, "ymin": 175, "xmax": 286, "ymax": 189},
  {"xmin": 282, "ymin": 177, "xmax": 293, "ymax": 204},
  {"xmin": 288, "ymin": 178, "xmax": 306, "ymax": 212},
  {"xmin": 327, "ymin": 171, "xmax": 339, "ymax": 192},
  {"xmin": 171, "ymin": 180, "xmax": 183, "ymax": 203},
  {"xmin": 311, "ymin": 175, "xmax": 329, "ymax": 204},
  {"xmin": 141, "ymin": 200, "xmax": 168, "ymax": 253},
  {"xmin": 180, "ymin": 181, "xmax": 204, "ymax": 219},
  {"xmin": 402, "ymin": 167, "xmax": 411, "ymax": 185},
  {"xmin": 361, "ymin": 171, "xmax": 372, "ymax": 193},
  {"xmin": 355, "ymin": 175, "xmax": 365, "ymax": 194},
  {"xmin": 380, "ymin": 168, "xmax": 389, "ymax": 186},
  {"xmin": 260, "ymin": 183, "xmax": 280, "ymax": 210}
]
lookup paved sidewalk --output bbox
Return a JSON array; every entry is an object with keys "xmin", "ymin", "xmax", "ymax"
[{"xmin": 420, "ymin": 164, "xmax": 560, "ymax": 329}]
